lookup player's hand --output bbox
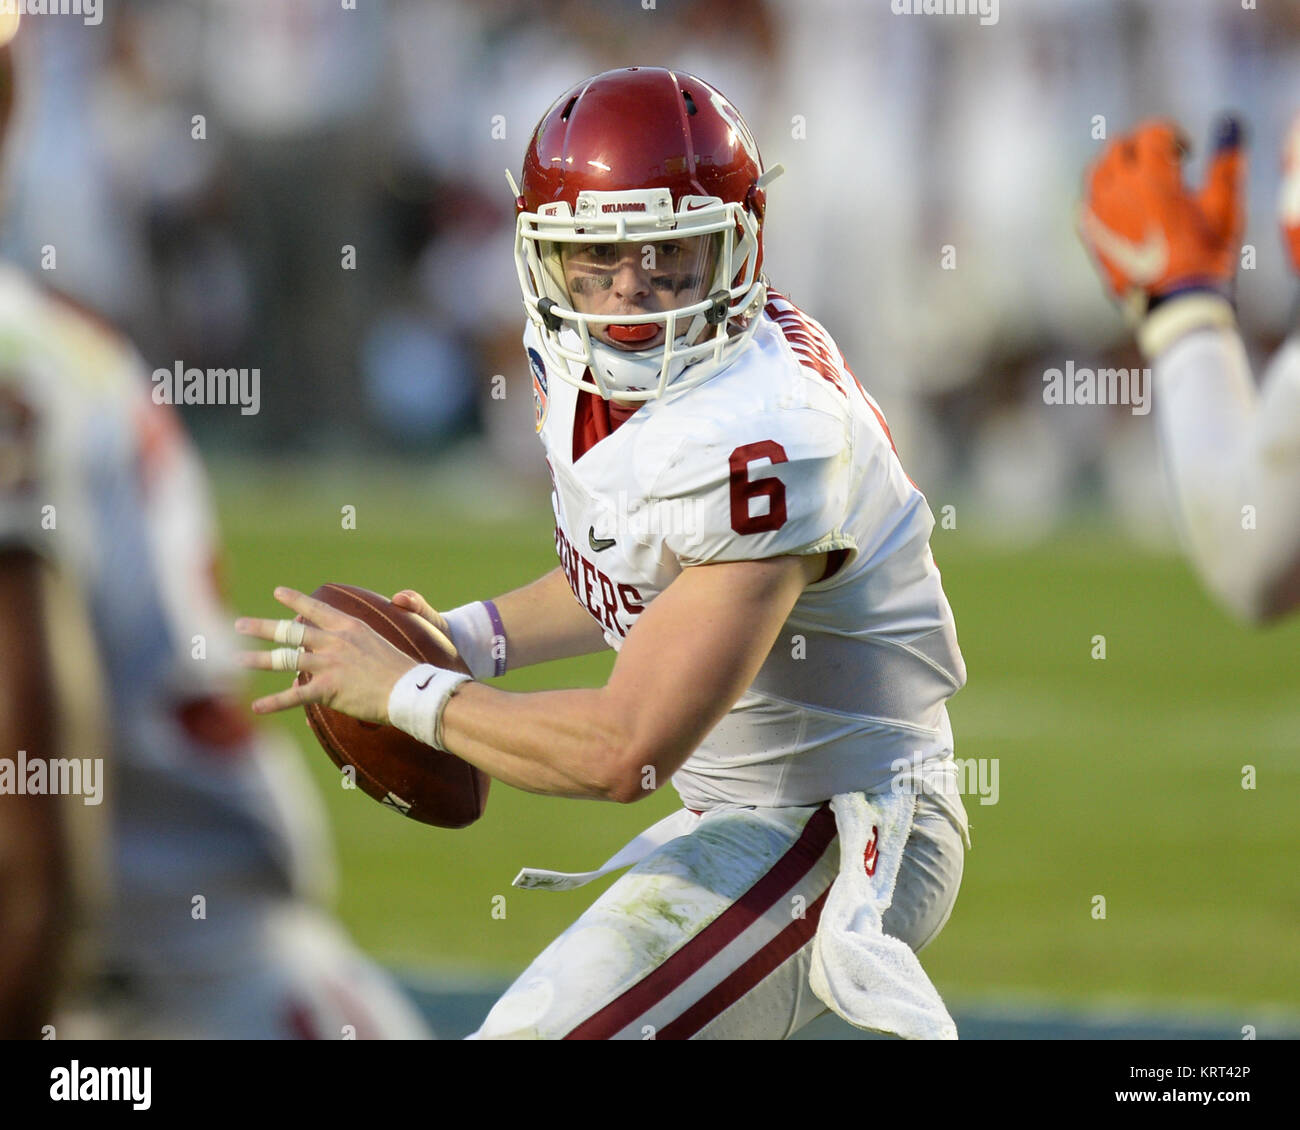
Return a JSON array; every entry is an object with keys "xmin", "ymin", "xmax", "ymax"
[
  {"xmin": 1078, "ymin": 117, "xmax": 1246, "ymax": 308},
  {"xmin": 1280, "ymin": 112, "xmax": 1300, "ymax": 274},
  {"xmin": 234, "ymin": 586, "xmax": 418, "ymax": 722}
]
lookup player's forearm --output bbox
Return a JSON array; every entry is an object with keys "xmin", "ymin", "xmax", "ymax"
[
  {"xmin": 1155, "ymin": 328, "xmax": 1300, "ymax": 621},
  {"xmin": 434, "ymin": 557, "xmax": 818, "ymax": 802},
  {"xmin": 439, "ymin": 682, "xmax": 644, "ymax": 801},
  {"xmin": 454, "ymin": 567, "xmax": 610, "ymax": 673}
]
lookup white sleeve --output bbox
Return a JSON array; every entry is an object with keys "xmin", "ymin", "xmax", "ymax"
[
  {"xmin": 651, "ymin": 406, "xmax": 858, "ymax": 568},
  {"xmin": 1153, "ymin": 327, "xmax": 1300, "ymax": 622}
]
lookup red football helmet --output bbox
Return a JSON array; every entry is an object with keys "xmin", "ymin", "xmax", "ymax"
[{"xmin": 512, "ymin": 67, "xmax": 781, "ymax": 400}]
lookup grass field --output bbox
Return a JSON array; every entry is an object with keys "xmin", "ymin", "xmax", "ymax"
[{"xmin": 213, "ymin": 455, "xmax": 1300, "ymax": 1019}]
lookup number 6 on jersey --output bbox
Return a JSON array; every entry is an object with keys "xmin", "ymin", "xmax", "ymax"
[{"xmin": 729, "ymin": 441, "xmax": 789, "ymax": 535}]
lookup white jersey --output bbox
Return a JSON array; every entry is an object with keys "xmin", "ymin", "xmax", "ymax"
[
  {"xmin": 1153, "ymin": 326, "xmax": 1300, "ymax": 622},
  {"xmin": 0, "ymin": 264, "xmax": 328, "ymax": 974},
  {"xmin": 528, "ymin": 292, "xmax": 967, "ymax": 813}
]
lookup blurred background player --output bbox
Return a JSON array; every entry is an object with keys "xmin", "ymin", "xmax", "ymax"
[
  {"xmin": 1079, "ymin": 116, "xmax": 1300, "ymax": 623},
  {"xmin": 0, "ymin": 16, "xmax": 430, "ymax": 1039}
]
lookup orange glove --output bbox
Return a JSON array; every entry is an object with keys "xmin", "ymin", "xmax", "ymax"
[
  {"xmin": 1280, "ymin": 113, "xmax": 1300, "ymax": 273},
  {"xmin": 1079, "ymin": 117, "xmax": 1245, "ymax": 355}
]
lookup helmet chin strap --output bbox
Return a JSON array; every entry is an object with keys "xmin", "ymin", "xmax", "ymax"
[{"xmin": 588, "ymin": 338, "xmax": 693, "ymax": 398}]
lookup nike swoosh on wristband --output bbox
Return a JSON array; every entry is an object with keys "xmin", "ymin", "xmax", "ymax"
[
  {"xmin": 416, "ymin": 674, "xmax": 434, "ymax": 691},
  {"xmin": 1079, "ymin": 208, "xmax": 1169, "ymax": 284},
  {"xmin": 589, "ymin": 526, "xmax": 616, "ymax": 552}
]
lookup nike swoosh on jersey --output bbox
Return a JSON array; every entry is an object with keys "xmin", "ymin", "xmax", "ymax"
[
  {"xmin": 1079, "ymin": 209, "xmax": 1169, "ymax": 283},
  {"xmin": 589, "ymin": 526, "xmax": 616, "ymax": 552}
]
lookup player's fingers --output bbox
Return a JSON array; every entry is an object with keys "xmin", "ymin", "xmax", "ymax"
[
  {"xmin": 233, "ymin": 616, "xmax": 327, "ymax": 650},
  {"xmin": 250, "ymin": 679, "xmax": 317, "ymax": 715},
  {"xmin": 235, "ymin": 647, "xmax": 324, "ymax": 673},
  {"xmin": 1199, "ymin": 115, "xmax": 1247, "ymax": 243},
  {"xmin": 1131, "ymin": 119, "xmax": 1187, "ymax": 193},
  {"xmin": 392, "ymin": 589, "xmax": 454, "ymax": 644},
  {"xmin": 1082, "ymin": 122, "xmax": 1179, "ymax": 237},
  {"xmin": 268, "ymin": 586, "xmax": 354, "ymax": 631},
  {"xmin": 392, "ymin": 589, "xmax": 436, "ymax": 618}
]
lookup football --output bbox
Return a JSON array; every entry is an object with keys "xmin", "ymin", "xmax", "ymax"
[{"xmin": 297, "ymin": 583, "xmax": 489, "ymax": 828}]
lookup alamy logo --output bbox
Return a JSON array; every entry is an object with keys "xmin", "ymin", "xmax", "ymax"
[
  {"xmin": 152, "ymin": 362, "xmax": 261, "ymax": 416},
  {"xmin": 50, "ymin": 1061, "xmax": 151, "ymax": 1110},
  {"xmin": 0, "ymin": 1, "xmax": 102, "ymax": 27},
  {"xmin": 0, "ymin": 751, "xmax": 103, "ymax": 805},
  {"xmin": 589, "ymin": 490, "xmax": 700, "ymax": 546},
  {"xmin": 891, "ymin": 0, "xmax": 999, "ymax": 27},
  {"xmin": 1043, "ymin": 360, "xmax": 1150, "ymax": 416},
  {"xmin": 891, "ymin": 754, "xmax": 1001, "ymax": 806}
]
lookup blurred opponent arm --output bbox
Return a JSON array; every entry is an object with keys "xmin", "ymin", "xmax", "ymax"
[
  {"xmin": 1152, "ymin": 329, "xmax": 1300, "ymax": 623},
  {"xmin": 1079, "ymin": 116, "xmax": 1300, "ymax": 623}
]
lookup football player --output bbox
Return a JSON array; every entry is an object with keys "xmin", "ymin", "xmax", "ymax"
[
  {"xmin": 239, "ymin": 68, "xmax": 970, "ymax": 1039},
  {"xmin": 1078, "ymin": 116, "xmax": 1300, "ymax": 623},
  {"xmin": 0, "ymin": 21, "xmax": 430, "ymax": 1039}
]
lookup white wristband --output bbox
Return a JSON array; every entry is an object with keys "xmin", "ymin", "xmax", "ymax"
[
  {"xmin": 441, "ymin": 601, "xmax": 507, "ymax": 679},
  {"xmin": 1138, "ymin": 292, "xmax": 1237, "ymax": 359},
  {"xmin": 387, "ymin": 664, "xmax": 472, "ymax": 750}
]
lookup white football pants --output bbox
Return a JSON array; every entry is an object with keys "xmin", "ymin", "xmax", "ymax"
[{"xmin": 471, "ymin": 789, "xmax": 966, "ymax": 1040}]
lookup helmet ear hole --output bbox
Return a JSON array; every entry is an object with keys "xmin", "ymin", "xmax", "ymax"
[{"xmin": 681, "ymin": 89, "xmax": 698, "ymax": 116}]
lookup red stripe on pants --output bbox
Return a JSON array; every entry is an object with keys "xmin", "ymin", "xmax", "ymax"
[
  {"xmin": 656, "ymin": 887, "xmax": 830, "ymax": 1040},
  {"xmin": 564, "ymin": 804, "xmax": 836, "ymax": 1040}
]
